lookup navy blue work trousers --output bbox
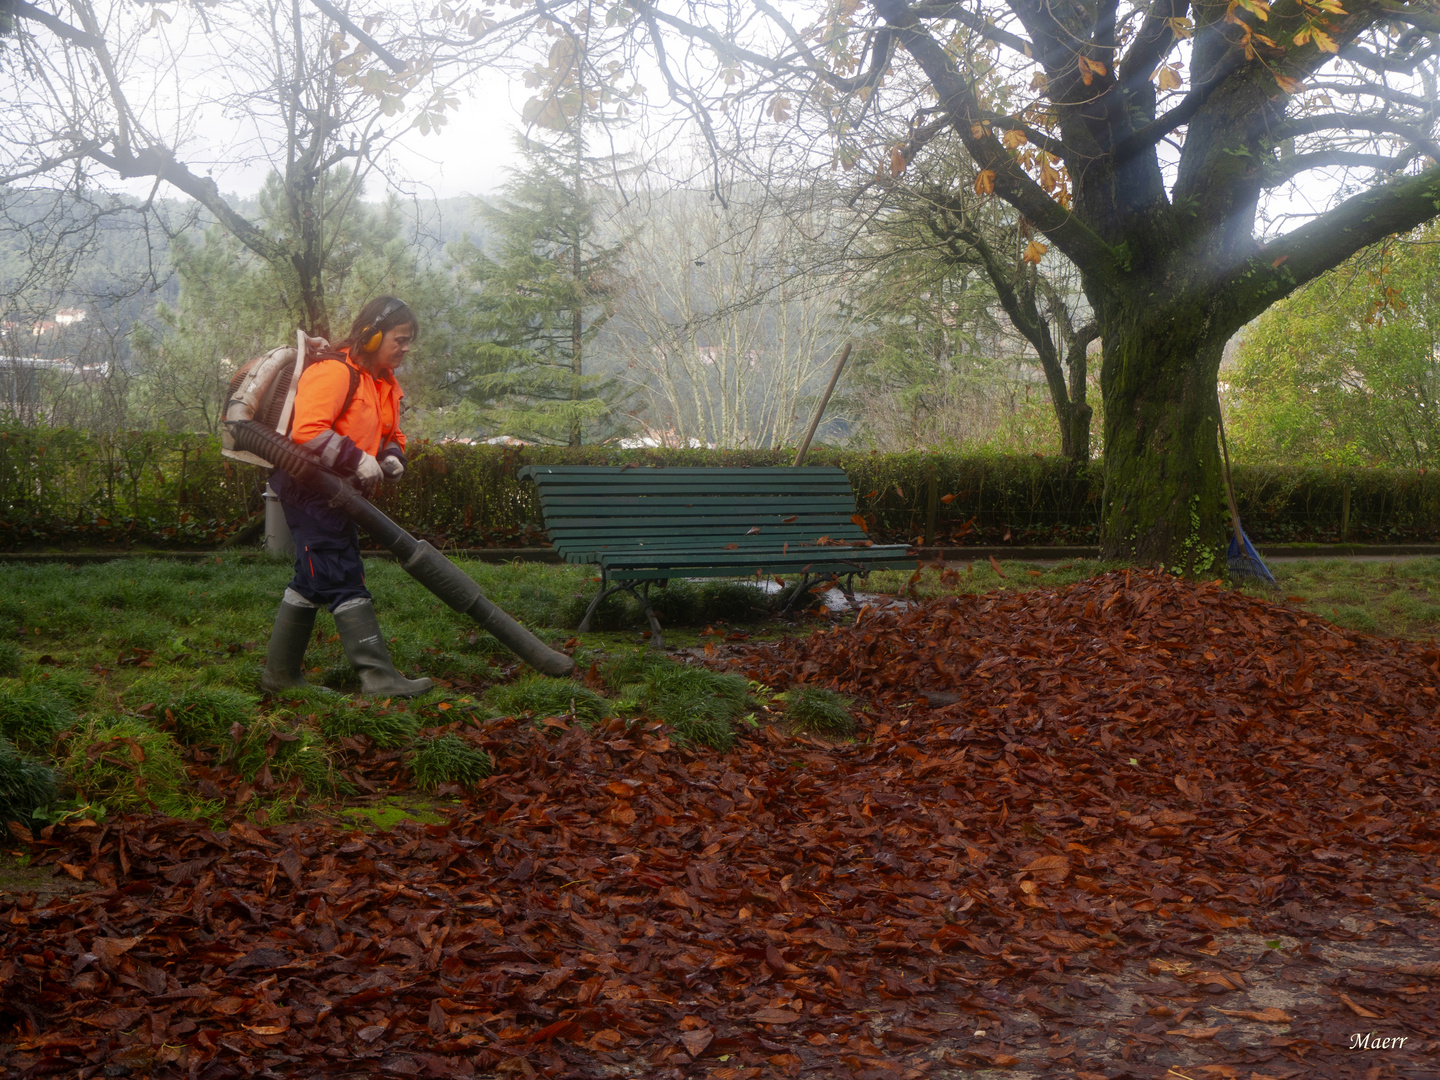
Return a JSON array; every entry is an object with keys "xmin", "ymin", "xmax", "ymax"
[{"xmin": 280, "ymin": 496, "xmax": 371, "ymax": 611}]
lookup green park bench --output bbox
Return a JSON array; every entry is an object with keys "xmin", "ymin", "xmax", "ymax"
[{"xmin": 518, "ymin": 465, "xmax": 916, "ymax": 647}]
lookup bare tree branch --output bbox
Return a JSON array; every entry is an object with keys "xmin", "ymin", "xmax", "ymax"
[{"xmin": 308, "ymin": 0, "xmax": 405, "ymax": 73}]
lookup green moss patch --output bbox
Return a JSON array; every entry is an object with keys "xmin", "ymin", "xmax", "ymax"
[{"xmin": 339, "ymin": 795, "xmax": 453, "ymax": 829}]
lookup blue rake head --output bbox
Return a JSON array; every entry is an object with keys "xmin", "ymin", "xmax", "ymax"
[{"xmin": 1227, "ymin": 529, "xmax": 1277, "ymax": 586}]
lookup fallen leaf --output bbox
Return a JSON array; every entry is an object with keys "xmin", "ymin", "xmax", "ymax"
[
  {"xmin": 681, "ymin": 1028, "xmax": 714, "ymax": 1055},
  {"xmin": 1216, "ymin": 1007, "xmax": 1291, "ymax": 1023},
  {"xmin": 1021, "ymin": 854, "xmax": 1069, "ymax": 882},
  {"xmin": 1338, "ymin": 993, "xmax": 1381, "ymax": 1018},
  {"xmin": 242, "ymin": 1021, "xmax": 290, "ymax": 1035}
]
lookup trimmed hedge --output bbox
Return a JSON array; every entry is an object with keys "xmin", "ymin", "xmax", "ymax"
[
  {"xmin": 0, "ymin": 429, "xmax": 261, "ymax": 548},
  {"xmin": 1, "ymin": 428, "xmax": 1436, "ymax": 549}
]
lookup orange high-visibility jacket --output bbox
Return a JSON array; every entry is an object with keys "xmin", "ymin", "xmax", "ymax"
[{"xmin": 289, "ymin": 349, "xmax": 406, "ymax": 458}]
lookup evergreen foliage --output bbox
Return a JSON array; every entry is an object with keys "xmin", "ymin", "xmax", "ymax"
[
  {"xmin": 447, "ymin": 134, "xmax": 629, "ymax": 446},
  {"xmin": 6, "ymin": 430, "xmax": 1440, "ymax": 548}
]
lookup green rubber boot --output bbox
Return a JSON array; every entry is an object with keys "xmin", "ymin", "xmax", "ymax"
[
  {"xmin": 261, "ymin": 595, "xmax": 317, "ymax": 693},
  {"xmin": 333, "ymin": 598, "xmax": 433, "ymax": 698}
]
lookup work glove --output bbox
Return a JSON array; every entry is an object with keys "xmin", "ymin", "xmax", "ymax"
[
  {"xmin": 379, "ymin": 455, "xmax": 405, "ymax": 481},
  {"xmin": 355, "ymin": 452, "xmax": 383, "ymax": 495}
]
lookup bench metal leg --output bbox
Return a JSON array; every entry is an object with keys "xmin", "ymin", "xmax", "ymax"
[
  {"xmin": 577, "ymin": 571, "xmax": 622, "ymax": 633},
  {"xmin": 780, "ymin": 573, "xmax": 813, "ymax": 615},
  {"xmin": 638, "ymin": 582, "xmax": 664, "ymax": 650}
]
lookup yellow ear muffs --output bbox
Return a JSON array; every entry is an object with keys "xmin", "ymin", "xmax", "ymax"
[{"xmin": 356, "ymin": 298, "xmax": 408, "ymax": 355}]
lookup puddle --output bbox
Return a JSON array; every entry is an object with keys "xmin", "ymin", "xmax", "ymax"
[{"xmin": 749, "ymin": 579, "xmax": 914, "ymax": 613}]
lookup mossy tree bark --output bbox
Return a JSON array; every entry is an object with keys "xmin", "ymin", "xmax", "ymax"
[{"xmin": 1097, "ymin": 302, "xmax": 1229, "ymax": 571}]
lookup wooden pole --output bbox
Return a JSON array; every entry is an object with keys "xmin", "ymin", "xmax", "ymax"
[
  {"xmin": 1217, "ymin": 410, "xmax": 1244, "ymax": 541},
  {"xmin": 792, "ymin": 343, "xmax": 852, "ymax": 467}
]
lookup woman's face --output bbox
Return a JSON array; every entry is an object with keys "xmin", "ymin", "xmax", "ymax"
[{"xmin": 371, "ymin": 323, "xmax": 415, "ymax": 375}]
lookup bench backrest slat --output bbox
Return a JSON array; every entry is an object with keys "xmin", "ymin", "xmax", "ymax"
[{"xmin": 519, "ymin": 465, "xmax": 873, "ymax": 564}]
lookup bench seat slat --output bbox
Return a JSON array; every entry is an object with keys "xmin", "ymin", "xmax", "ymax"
[
  {"xmin": 599, "ymin": 546, "xmax": 911, "ymax": 568},
  {"xmin": 544, "ymin": 516, "xmax": 862, "ymax": 530},
  {"xmin": 530, "ymin": 484, "xmax": 856, "ymax": 497},
  {"xmin": 547, "ymin": 533, "xmax": 868, "ymax": 548},
  {"xmin": 550, "ymin": 544, "xmax": 869, "ymax": 561},
  {"xmin": 598, "ymin": 551, "xmax": 914, "ymax": 582},
  {"xmin": 519, "ymin": 466, "xmax": 849, "ymax": 477},
  {"xmin": 535, "ymin": 495, "xmax": 858, "ymax": 511},
  {"xmin": 547, "ymin": 532, "xmax": 871, "ymax": 554},
  {"xmin": 523, "ymin": 472, "xmax": 856, "ymax": 486}
]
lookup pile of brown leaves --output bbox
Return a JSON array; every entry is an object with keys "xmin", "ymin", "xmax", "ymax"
[{"xmin": 2, "ymin": 570, "xmax": 1438, "ymax": 1079}]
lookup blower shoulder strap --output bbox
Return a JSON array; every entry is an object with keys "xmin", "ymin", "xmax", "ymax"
[
  {"xmin": 326, "ymin": 356, "xmax": 363, "ymax": 427},
  {"xmin": 299, "ymin": 352, "xmax": 364, "ymax": 428}
]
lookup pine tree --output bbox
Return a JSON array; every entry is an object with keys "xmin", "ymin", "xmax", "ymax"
[{"xmin": 448, "ymin": 132, "xmax": 629, "ymax": 446}]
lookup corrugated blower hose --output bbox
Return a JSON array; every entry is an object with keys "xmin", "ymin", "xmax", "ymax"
[{"xmin": 226, "ymin": 418, "xmax": 575, "ymax": 677}]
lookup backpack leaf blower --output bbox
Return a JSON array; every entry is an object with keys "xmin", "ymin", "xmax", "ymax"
[{"xmin": 225, "ymin": 417, "xmax": 575, "ymax": 678}]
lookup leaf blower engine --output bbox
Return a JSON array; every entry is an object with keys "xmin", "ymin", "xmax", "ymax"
[{"xmin": 222, "ymin": 343, "xmax": 574, "ymax": 677}]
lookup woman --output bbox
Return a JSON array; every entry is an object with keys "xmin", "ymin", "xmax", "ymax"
[{"xmin": 260, "ymin": 295, "xmax": 432, "ymax": 698}]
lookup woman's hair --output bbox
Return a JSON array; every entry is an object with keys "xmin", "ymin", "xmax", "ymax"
[{"xmin": 337, "ymin": 295, "xmax": 420, "ymax": 354}]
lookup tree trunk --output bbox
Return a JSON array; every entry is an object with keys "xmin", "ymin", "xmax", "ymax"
[
  {"xmin": 294, "ymin": 254, "xmax": 329, "ymax": 340},
  {"xmin": 1098, "ymin": 301, "xmax": 1228, "ymax": 573},
  {"xmin": 569, "ymin": 303, "xmax": 583, "ymax": 447},
  {"xmin": 1059, "ymin": 400, "xmax": 1092, "ymax": 463}
]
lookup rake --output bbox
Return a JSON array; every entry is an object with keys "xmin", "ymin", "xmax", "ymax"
[{"xmin": 1218, "ymin": 411, "xmax": 1276, "ymax": 586}]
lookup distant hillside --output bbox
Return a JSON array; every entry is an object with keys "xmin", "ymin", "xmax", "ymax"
[{"xmin": 0, "ymin": 187, "xmax": 488, "ymax": 365}]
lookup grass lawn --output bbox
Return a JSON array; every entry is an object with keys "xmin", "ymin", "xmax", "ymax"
[
  {"xmin": 1240, "ymin": 555, "xmax": 1440, "ymax": 637},
  {"xmin": 0, "ymin": 552, "xmax": 1434, "ymax": 831}
]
